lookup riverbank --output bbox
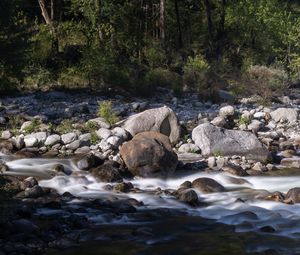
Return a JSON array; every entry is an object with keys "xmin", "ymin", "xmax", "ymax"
[{"xmin": 1, "ymin": 88, "xmax": 300, "ymax": 254}]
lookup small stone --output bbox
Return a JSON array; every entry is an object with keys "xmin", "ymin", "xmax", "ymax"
[
  {"xmin": 106, "ymin": 136, "xmax": 122, "ymax": 148},
  {"xmin": 75, "ymin": 146, "xmax": 91, "ymax": 154},
  {"xmin": 88, "ymin": 117, "xmax": 110, "ymax": 129},
  {"xmin": 211, "ymin": 116, "xmax": 226, "ymax": 127},
  {"xmin": 24, "ymin": 185, "xmax": 44, "ymax": 198},
  {"xmin": 61, "ymin": 132, "xmax": 77, "ymax": 145},
  {"xmin": 66, "ymin": 140, "xmax": 80, "ymax": 150},
  {"xmin": 178, "ymin": 143, "xmax": 200, "ymax": 153},
  {"xmin": 99, "ymin": 140, "xmax": 112, "ymax": 152},
  {"xmin": 207, "ymin": 156, "xmax": 216, "ymax": 169},
  {"xmin": 24, "ymin": 135, "xmax": 39, "ymax": 148},
  {"xmin": 96, "ymin": 128, "xmax": 112, "ymax": 140},
  {"xmin": 252, "ymin": 162, "xmax": 267, "ymax": 172},
  {"xmin": 1, "ymin": 130, "xmax": 12, "ymax": 139},
  {"xmin": 219, "ymin": 105, "xmax": 235, "ymax": 117},
  {"xmin": 45, "ymin": 134, "xmax": 61, "ymax": 146},
  {"xmin": 20, "ymin": 121, "xmax": 32, "ymax": 132}
]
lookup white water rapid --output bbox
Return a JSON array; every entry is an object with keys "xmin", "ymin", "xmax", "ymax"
[{"xmin": 1, "ymin": 154, "xmax": 300, "ymax": 249}]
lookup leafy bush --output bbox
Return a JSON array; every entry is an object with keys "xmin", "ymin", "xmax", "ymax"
[
  {"xmin": 243, "ymin": 65, "xmax": 288, "ymax": 100},
  {"xmin": 144, "ymin": 45, "xmax": 166, "ymax": 69},
  {"xmin": 23, "ymin": 119, "xmax": 41, "ymax": 134},
  {"xmin": 183, "ymin": 55, "xmax": 210, "ymax": 92},
  {"xmin": 23, "ymin": 65, "xmax": 53, "ymax": 90},
  {"xmin": 56, "ymin": 119, "xmax": 74, "ymax": 134},
  {"xmin": 58, "ymin": 67, "xmax": 88, "ymax": 89},
  {"xmin": 97, "ymin": 101, "xmax": 120, "ymax": 125}
]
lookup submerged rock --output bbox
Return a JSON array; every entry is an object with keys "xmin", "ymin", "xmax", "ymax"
[
  {"xmin": 120, "ymin": 131, "xmax": 178, "ymax": 178},
  {"xmin": 284, "ymin": 187, "xmax": 300, "ymax": 204},
  {"xmin": 192, "ymin": 123, "xmax": 269, "ymax": 161},
  {"xmin": 192, "ymin": 178, "xmax": 225, "ymax": 193},
  {"xmin": 91, "ymin": 161, "xmax": 122, "ymax": 182}
]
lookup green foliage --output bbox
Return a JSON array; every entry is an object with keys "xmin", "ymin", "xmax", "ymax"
[
  {"xmin": 90, "ymin": 131, "xmax": 100, "ymax": 145},
  {"xmin": 23, "ymin": 119, "xmax": 41, "ymax": 135},
  {"xmin": 84, "ymin": 121, "xmax": 98, "ymax": 133},
  {"xmin": 97, "ymin": 101, "xmax": 120, "ymax": 125},
  {"xmin": 56, "ymin": 120, "xmax": 74, "ymax": 134},
  {"xmin": 183, "ymin": 55, "xmax": 210, "ymax": 93},
  {"xmin": 213, "ymin": 150, "xmax": 224, "ymax": 157},
  {"xmin": 237, "ymin": 116, "xmax": 251, "ymax": 126},
  {"xmin": 243, "ymin": 65, "xmax": 288, "ymax": 100}
]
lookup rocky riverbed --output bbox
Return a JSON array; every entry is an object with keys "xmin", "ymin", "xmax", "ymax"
[{"xmin": 1, "ymin": 89, "xmax": 300, "ymax": 255}]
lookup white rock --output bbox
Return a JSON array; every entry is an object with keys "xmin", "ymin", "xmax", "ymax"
[
  {"xmin": 207, "ymin": 156, "xmax": 216, "ymax": 168},
  {"xmin": 106, "ymin": 136, "xmax": 122, "ymax": 148},
  {"xmin": 61, "ymin": 132, "xmax": 77, "ymax": 145},
  {"xmin": 112, "ymin": 127, "xmax": 128, "ymax": 140},
  {"xmin": 24, "ymin": 136, "xmax": 39, "ymax": 147},
  {"xmin": 96, "ymin": 128, "xmax": 112, "ymax": 140},
  {"xmin": 45, "ymin": 134, "xmax": 61, "ymax": 146},
  {"xmin": 270, "ymin": 108, "xmax": 298, "ymax": 124},
  {"xmin": 219, "ymin": 105, "xmax": 235, "ymax": 117},
  {"xmin": 20, "ymin": 121, "xmax": 32, "ymax": 132},
  {"xmin": 178, "ymin": 143, "xmax": 200, "ymax": 153},
  {"xmin": 32, "ymin": 132, "xmax": 47, "ymax": 144},
  {"xmin": 99, "ymin": 140, "xmax": 112, "ymax": 152},
  {"xmin": 211, "ymin": 116, "xmax": 226, "ymax": 127},
  {"xmin": 253, "ymin": 112, "xmax": 265, "ymax": 119},
  {"xmin": 88, "ymin": 117, "xmax": 110, "ymax": 129},
  {"xmin": 1, "ymin": 130, "xmax": 12, "ymax": 139}
]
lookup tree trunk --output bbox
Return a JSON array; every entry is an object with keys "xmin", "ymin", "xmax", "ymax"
[
  {"xmin": 38, "ymin": 0, "xmax": 59, "ymax": 54},
  {"xmin": 50, "ymin": 0, "xmax": 54, "ymax": 21},
  {"xmin": 215, "ymin": 0, "xmax": 226, "ymax": 61},
  {"xmin": 174, "ymin": 0, "xmax": 183, "ymax": 48},
  {"xmin": 204, "ymin": 0, "xmax": 213, "ymax": 54},
  {"xmin": 160, "ymin": 0, "xmax": 165, "ymax": 41}
]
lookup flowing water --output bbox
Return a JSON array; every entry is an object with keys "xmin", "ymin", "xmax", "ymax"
[{"xmin": 1, "ymin": 154, "xmax": 300, "ymax": 254}]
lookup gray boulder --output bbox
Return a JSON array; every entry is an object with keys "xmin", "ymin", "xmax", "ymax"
[
  {"xmin": 270, "ymin": 108, "xmax": 298, "ymax": 123},
  {"xmin": 45, "ymin": 134, "xmax": 61, "ymax": 146},
  {"xmin": 61, "ymin": 132, "xmax": 77, "ymax": 145},
  {"xmin": 192, "ymin": 123, "xmax": 268, "ymax": 161},
  {"xmin": 121, "ymin": 106, "xmax": 180, "ymax": 145}
]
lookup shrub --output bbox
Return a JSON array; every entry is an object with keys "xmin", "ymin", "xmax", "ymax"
[
  {"xmin": 56, "ymin": 119, "xmax": 74, "ymax": 134},
  {"xmin": 97, "ymin": 101, "xmax": 120, "ymax": 125},
  {"xmin": 23, "ymin": 119, "xmax": 41, "ymax": 134},
  {"xmin": 243, "ymin": 65, "xmax": 288, "ymax": 100},
  {"xmin": 58, "ymin": 67, "xmax": 88, "ymax": 89},
  {"xmin": 23, "ymin": 65, "xmax": 53, "ymax": 90},
  {"xmin": 144, "ymin": 45, "xmax": 166, "ymax": 69},
  {"xmin": 183, "ymin": 54, "xmax": 210, "ymax": 92}
]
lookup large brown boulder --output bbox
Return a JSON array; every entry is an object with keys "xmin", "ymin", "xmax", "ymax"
[{"xmin": 120, "ymin": 131, "xmax": 178, "ymax": 178}]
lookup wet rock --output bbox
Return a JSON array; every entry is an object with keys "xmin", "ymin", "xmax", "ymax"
[
  {"xmin": 24, "ymin": 185, "xmax": 44, "ymax": 198},
  {"xmin": 91, "ymin": 161, "xmax": 122, "ymax": 182},
  {"xmin": 192, "ymin": 123, "xmax": 269, "ymax": 161},
  {"xmin": 113, "ymin": 182, "xmax": 133, "ymax": 193},
  {"xmin": 45, "ymin": 134, "xmax": 61, "ymax": 146},
  {"xmin": 192, "ymin": 178, "xmax": 225, "ymax": 193},
  {"xmin": 264, "ymin": 191, "xmax": 285, "ymax": 202},
  {"xmin": 222, "ymin": 164, "xmax": 247, "ymax": 176},
  {"xmin": 284, "ymin": 187, "xmax": 300, "ymax": 204},
  {"xmin": 120, "ymin": 131, "xmax": 178, "ymax": 177},
  {"xmin": 270, "ymin": 108, "xmax": 298, "ymax": 123},
  {"xmin": 260, "ymin": 226, "xmax": 275, "ymax": 233},
  {"xmin": 178, "ymin": 143, "xmax": 200, "ymax": 153},
  {"xmin": 179, "ymin": 181, "xmax": 192, "ymax": 189},
  {"xmin": 75, "ymin": 153, "xmax": 95, "ymax": 170},
  {"xmin": 281, "ymin": 150, "xmax": 295, "ymax": 158},
  {"xmin": 280, "ymin": 158, "xmax": 300, "ymax": 168},
  {"xmin": 122, "ymin": 106, "xmax": 181, "ymax": 145},
  {"xmin": 11, "ymin": 219, "xmax": 38, "ymax": 234},
  {"xmin": 20, "ymin": 177, "xmax": 38, "ymax": 190},
  {"xmin": 177, "ymin": 189, "xmax": 199, "ymax": 206}
]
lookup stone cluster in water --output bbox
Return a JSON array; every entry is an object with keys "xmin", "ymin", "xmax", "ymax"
[{"xmin": 1, "ymin": 89, "xmax": 300, "ymax": 254}]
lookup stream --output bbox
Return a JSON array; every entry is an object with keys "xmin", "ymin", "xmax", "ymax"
[{"xmin": 1, "ymin": 154, "xmax": 300, "ymax": 254}]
